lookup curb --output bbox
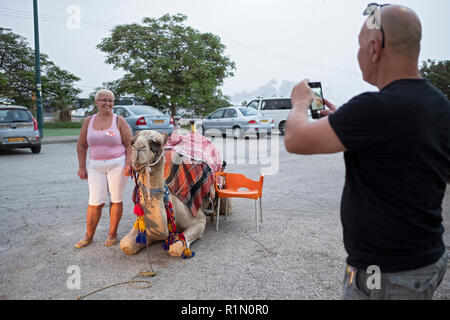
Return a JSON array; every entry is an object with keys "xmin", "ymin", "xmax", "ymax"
[{"xmin": 41, "ymin": 136, "xmax": 79, "ymax": 145}]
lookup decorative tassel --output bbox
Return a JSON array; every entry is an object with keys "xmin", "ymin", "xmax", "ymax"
[
  {"xmin": 131, "ymin": 171, "xmax": 195, "ymax": 258},
  {"xmin": 163, "ymin": 187, "xmax": 195, "ymax": 259},
  {"xmin": 132, "ymin": 170, "xmax": 147, "ymax": 245},
  {"xmin": 134, "ymin": 203, "xmax": 145, "ymax": 216}
]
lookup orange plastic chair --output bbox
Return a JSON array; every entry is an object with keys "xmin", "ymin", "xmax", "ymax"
[{"xmin": 214, "ymin": 172, "xmax": 264, "ymax": 232}]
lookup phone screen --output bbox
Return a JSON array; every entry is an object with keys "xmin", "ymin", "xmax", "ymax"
[
  {"xmin": 309, "ymin": 82, "xmax": 325, "ymax": 119},
  {"xmin": 311, "ymin": 87, "xmax": 325, "ymax": 111}
]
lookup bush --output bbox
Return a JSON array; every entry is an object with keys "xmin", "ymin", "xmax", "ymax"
[{"xmin": 43, "ymin": 121, "xmax": 82, "ymax": 129}]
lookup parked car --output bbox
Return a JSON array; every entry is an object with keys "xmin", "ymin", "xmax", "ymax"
[
  {"xmin": 0, "ymin": 105, "xmax": 41, "ymax": 153},
  {"xmin": 177, "ymin": 111, "xmax": 202, "ymax": 128},
  {"xmin": 112, "ymin": 105, "xmax": 173, "ymax": 135},
  {"xmin": 71, "ymin": 105, "xmax": 94, "ymax": 117},
  {"xmin": 246, "ymin": 97, "xmax": 313, "ymax": 135},
  {"xmin": 201, "ymin": 106, "xmax": 274, "ymax": 139}
]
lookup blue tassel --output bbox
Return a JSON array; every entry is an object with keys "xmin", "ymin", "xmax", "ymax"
[
  {"xmin": 136, "ymin": 232, "xmax": 147, "ymax": 245},
  {"xmin": 182, "ymin": 251, "xmax": 195, "ymax": 259}
]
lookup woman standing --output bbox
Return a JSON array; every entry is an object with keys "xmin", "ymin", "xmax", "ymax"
[{"xmin": 75, "ymin": 89, "xmax": 132, "ymax": 248}]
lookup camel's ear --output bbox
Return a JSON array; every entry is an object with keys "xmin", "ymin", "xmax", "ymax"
[
  {"xmin": 131, "ymin": 131, "xmax": 143, "ymax": 145},
  {"xmin": 162, "ymin": 132, "xmax": 169, "ymax": 145}
]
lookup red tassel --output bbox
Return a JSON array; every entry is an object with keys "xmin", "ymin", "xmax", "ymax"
[{"xmin": 134, "ymin": 203, "xmax": 145, "ymax": 216}]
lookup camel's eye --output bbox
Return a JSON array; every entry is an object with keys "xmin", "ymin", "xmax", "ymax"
[
  {"xmin": 133, "ymin": 145, "xmax": 146, "ymax": 152},
  {"xmin": 149, "ymin": 142, "xmax": 159, "ymax": 154}
]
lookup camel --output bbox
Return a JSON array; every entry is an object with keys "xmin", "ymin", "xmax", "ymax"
[{"xmin": 120, "ymin": 130, "xmax": 221, "ymax": 257}]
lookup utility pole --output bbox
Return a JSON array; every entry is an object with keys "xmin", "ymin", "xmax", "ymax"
[{"xmin": 33, "ymin": 0, "xmax": 44, "ymax": 138}]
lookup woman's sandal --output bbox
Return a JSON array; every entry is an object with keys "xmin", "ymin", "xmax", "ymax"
[
  {"xmin": 75, "ymin": 239, "xmax": 92, "ymax": 249},
  {"xmin": 104, "ymin": 237, "xmax": 117, "ymax": 247}
]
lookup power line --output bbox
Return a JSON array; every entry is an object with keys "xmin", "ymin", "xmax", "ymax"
[
  {"xmin": 0, "ymin": 7, "xmax": 114, "ymax": 31},
  {"xmin": 0, "ymin": 5, "xmax": 359, "ymax": 79},
  {"xmin": 0, "ymin": 7, "xmax": 115, "ymax": 26}
]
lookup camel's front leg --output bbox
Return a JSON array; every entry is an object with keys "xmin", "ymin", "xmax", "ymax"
[
  {"xmin": 169, "ymin": 210, "xmax": 206, "ymax": 257},
  {"xmin": 120, "ymin": 228, "xmax": 153, "ymax": 255}
]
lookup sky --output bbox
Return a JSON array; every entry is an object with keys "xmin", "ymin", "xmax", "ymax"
[{"xmin": 1, "ymin": 0, "xmax": 449, "ymax": 107}]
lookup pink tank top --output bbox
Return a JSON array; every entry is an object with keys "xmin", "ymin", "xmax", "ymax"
[{"xmin": 87, "ymin": 113, "xmax": 126, "ymax": 160}]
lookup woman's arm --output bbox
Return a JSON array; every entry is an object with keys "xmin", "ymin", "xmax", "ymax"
[
  {"xmin": 118, "ymin": 116, "xmax": 133, "ymax": 176},
  {"xmin": 77, "ymin": 116, "xmax": 91, "ymax": 180}
]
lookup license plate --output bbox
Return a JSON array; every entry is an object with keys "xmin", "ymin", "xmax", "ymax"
[
  {"xmin": 6, "ymin": 137, "xmax": 25, "ymax": 143},
  {"xmin": 153, "ymin": 120, "xmax": 164, "ymax": 124},
  {"xmin": 260, "ymin": 120, "xmax": 269, "ymax": 123}
]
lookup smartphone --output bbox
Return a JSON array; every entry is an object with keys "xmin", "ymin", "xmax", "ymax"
[{"xmin": 309, "ymin": 82, "xmax": 326, "ymax": 120}]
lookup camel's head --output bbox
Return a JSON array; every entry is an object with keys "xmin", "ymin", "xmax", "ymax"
[{"xmin": 130, "ymin": 130, "xmax": 169, "ymax": 172}]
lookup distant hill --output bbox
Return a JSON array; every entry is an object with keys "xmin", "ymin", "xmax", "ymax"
[{"xmin": 230, "ymin": 79, "xmax": 295, "ymax": 104}]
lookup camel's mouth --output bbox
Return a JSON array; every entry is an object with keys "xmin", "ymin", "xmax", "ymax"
[
  {"xmin": 131, "ymin": 152, "xmax": 159, "ymax": 172},
  {"xmin": 131, "ymin": 162, "xmax": 147, "ymax": 172}
]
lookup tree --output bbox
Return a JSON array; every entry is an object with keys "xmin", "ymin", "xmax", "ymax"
[
  {"xmin": 0, "ymin": 27, "xmax": 81, "ymax": 114},
  {"xmin": 420, "ymin": 59, "xmax": 449, "ymax": 100},
  {"xmin": 97, "ymin": 13, "xmax": 235, "ymax": 116}
]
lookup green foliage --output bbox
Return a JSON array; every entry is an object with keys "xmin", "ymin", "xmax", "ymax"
[
  {"xmin": 43, "ymin": 128, "xmax": 81, "ymax": 137},
  {"xmin": 0, "ymin": 27, "xmax": 81, "ymax": 110},
  {"xmin": 43, "ymin": 121, "xmax": 82, "ymax": 129},
  {"xmin": 97, "ymin": 13, "xmax": 235, "ymax": 116},
  {"xmin": 420, "ymin": 59, "xmax": 449, "ymax": 100}
]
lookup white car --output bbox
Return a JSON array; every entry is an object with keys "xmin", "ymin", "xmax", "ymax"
[
  {"xmin": 201, "ymin": 106, "xmax": 274, "ymax": 139},
  {"xmin": 246, "ymin": 97, "xmax": 312, "ymax": 135},
  {"xmin": 71, "ymin": 105, "xmax": 94, "ymax": 117}
]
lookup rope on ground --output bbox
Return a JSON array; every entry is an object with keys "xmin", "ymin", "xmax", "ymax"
[{"xmin": 76, "ymin": 271, "xmax": 155, "ymax": 300}]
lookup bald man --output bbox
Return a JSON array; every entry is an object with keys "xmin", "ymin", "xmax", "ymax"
[{"xmin": 285, "ymin": 4, "xmax": 449, "ymax": 300}]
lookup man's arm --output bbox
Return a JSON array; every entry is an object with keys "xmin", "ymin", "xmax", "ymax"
[{"xmin": 284, "ymin": 80, "xmax": 347, "ymax": 155}]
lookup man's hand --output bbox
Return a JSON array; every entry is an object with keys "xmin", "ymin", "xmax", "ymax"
[
  {"xmin": 320, "ymin": 98, "xmax": 338, "ymax": 117},
  {"xmin": 291, "ymin": 79, "xmax": 314, "ymax": 111}
]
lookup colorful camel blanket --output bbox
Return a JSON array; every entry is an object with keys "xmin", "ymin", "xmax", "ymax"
[{"xmin": 164, "ymin": 132, "xmax": 223, "ymax": 217}]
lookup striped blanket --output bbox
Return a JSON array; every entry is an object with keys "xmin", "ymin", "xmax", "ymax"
[{"xmin": 164, "ymin": 132, "xmax": 223, "ymax": 217}]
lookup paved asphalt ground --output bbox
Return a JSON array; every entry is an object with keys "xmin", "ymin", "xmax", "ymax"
[{"xmin": 0, "ymin": 133, "xmax": 449, "ymax": 301}]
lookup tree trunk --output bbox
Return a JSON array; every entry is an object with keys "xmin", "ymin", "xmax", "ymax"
[
  {"xmin": 170, "ymin": 104, "xmax": 177, "ymax": 116},
  {"xmin": 58, "ymin": 108, "xmax": 72, "ymax": 122}
]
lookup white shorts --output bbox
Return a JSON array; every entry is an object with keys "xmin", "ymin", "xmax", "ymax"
[{"xmin": 87, "ymin": 156, "xmax": 129, "ymax": 206}]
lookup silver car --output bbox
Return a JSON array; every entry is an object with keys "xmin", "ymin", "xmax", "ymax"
[
  {"xmin": 113, "ymin": 105, "xmax": 174, "ymax": 135},
  {"xmin": 0, "ymin": 105, "xmax": 41, "ymax": 153},
  {"xmin": 201, "ymin": 107, "xmax": 274, "ymax": 139}
]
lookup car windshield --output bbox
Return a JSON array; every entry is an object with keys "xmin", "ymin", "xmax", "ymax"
[
  {"xmin": 128, "ymin": 106, "xmax": 163, "ymax": 115},
  {"xmin": 0, "ymin": 109, "xmax": 32, "ymax": 123},
  {"xmin": 239, "ymin": 107, "xmax": 262, "ymax": 117}
]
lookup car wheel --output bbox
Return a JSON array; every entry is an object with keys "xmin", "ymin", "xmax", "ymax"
[
  {"xmin": 201, "ymin": 126, "xmax": 206, "ymax": 136},
  {"xmin": 232, "ymin": 126, "xmax": 243, "ymax": 139},
  {"xmin": 279, "ymin": 121, "xmax": 286, "ymax": 136},
  {"xmin": 256, "ymin": 132, "xmax": 267, "ymax": 139},
  {"xmin": 31, "ymin": 145, "xmax": 41, "ymax": 154}
]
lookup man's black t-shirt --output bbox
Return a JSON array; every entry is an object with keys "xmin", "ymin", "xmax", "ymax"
[{"xmin": 329, "ymin": 79, "xmax": 450, "ymax": 273}]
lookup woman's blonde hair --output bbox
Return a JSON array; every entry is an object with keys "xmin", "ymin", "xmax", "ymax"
[{"xmin": 95, "ymin": 89, "xmax": 115, "ymax": 101}]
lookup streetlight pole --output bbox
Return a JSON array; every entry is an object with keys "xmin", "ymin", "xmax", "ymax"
[{"xmin": 33, "ymin": 0, "xmax": 44, "ymax": 138}]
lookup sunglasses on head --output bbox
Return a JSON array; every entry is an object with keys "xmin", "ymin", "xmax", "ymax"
[{"xmin": 363, "ymin": 3, "xmax": 391, "ymax": 48}]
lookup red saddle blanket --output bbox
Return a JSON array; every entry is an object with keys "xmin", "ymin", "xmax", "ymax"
[{"xmin": 164, "ymin": 132, "xmax": 223, "ymax": 217}]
